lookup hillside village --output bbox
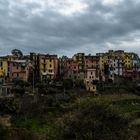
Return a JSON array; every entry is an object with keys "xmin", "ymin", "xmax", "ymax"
[
  {"xmin": 0, "ymin": 49, "xmax": 140, "ymax": 140},
  {"xmin": 0, "ymin": 49, "xmax": 140, "ymax": 96}
]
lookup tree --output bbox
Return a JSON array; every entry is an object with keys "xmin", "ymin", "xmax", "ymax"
[
  {"xmin": 11, "ymin": 49, "xmax": 23, "ymax": 58},
  {"xmin": 11, "ymin": 79, "xmax": 30, "ymax": 97},
  {"xmin": 63, "ymin": 79, "xmax": 73, "ymax": 90},
  {"xmin": 0, "ymin": 98, "xmax": 19, "ymax": 114},
  {"xmin": 0, "ymin": 124, "xmax": 10, "ymax": 140}
]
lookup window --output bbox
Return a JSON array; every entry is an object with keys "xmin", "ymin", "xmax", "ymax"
[
  {"xmin": 17, "ymin": 66, "xmax": 19, "ymax": 70},
  {"xmin": 0, "ymin": 62, "xmax": 2, "ymax": 67},
  {"xmin": 50, "ymin": 64, "xmax": 52, "ymax": 67},
  {"xmin": 17, "ymin": 73, "xmax": 19, "ymax": 77},
  {"xmin": 73, "ymin": 71, "xmax": 76, "ymax": 74},
  {"xmin": 91, "ymin": 72, "xmax": 93, "ymax": 75},
  {"xmin": 49, "ymin": 70, "xmax": 52, "ymax": 73}
]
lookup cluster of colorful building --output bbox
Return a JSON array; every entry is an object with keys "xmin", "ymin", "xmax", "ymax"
[{"xmin": 0, "ymin": 50, "xmax": 140, "ymax": 88}]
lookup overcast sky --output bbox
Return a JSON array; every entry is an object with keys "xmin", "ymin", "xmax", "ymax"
[{"xmin": 0, "ymin": 0, "xmax": 140, "ymax": 57}]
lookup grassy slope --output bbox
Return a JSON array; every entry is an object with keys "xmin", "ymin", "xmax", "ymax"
[{"xmin": 11, "ymin": 92, "xmax": 140, "ymax": 139}]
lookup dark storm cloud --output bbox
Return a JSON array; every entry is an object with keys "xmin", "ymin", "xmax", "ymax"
[{"xmin": 0, "ymin": 0, "xmax": 140, "ymax": 56}]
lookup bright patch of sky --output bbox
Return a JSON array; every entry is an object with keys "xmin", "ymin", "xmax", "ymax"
[
  {"xmin": 0, "ymin": 0, "xmax": 140, "ymax": 56},
  {"xmin": 9, "ymin": 0, "xmax": 88, "ymax": 16},
  {"xmin": 103, "ymin": 0, "xmax": 123, "ymax": 5}
]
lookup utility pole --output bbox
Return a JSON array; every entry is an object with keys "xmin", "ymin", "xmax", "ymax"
[
  {"xmin": 3, "ymin": 70, "xmax": 6, "ymax": 85},
  {"xmin": 33, "ymin": 69, "xmax": 35, "ymax": 93}
]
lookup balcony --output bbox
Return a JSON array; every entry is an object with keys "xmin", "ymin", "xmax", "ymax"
[{"xmin": 47, "ymin": 71, "xmax": 55, "ymax": 75}]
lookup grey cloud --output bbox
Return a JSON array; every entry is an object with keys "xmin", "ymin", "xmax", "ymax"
[{"xmin": 0, "ymin": 0, "xmax": 140, "ymax": 57}]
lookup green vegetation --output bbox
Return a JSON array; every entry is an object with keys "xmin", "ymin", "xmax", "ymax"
[
  {"xmin": 0, "ymin": 81, "xmax": 140, "ymax": 140},
  {"xmin": 0, "ymin": 124, "xmax": 11, "ymax": 140},
  {"xmin": 58, "ymin": 100, "xmax": 130, "ymax": 140}
]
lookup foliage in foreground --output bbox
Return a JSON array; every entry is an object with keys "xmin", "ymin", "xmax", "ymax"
[
  {"xmin": 57, "ymin": 100, "xmax": 131, "ymax": 140},
  {"xmin": 0, "ymin": 124, "xmax": 10, "ymax": 140}
]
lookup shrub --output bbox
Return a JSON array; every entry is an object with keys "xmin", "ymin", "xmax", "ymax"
[
  {"xmin": 63, "ymin": 79, "xmax": 73, "ymax": 90},
  {"xmin": 58, "ymin": 100, "xmax": 130, "ymax": 140},
  {"xmin": 0, "ymin": 124, "xmax": 10, "ymax": 140}
]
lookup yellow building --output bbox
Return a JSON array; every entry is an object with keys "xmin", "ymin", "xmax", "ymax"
[
  {"xmin": 0, "ymin": 57, "xmax": 8, "ymax": 77},
  {"xmin": 96, "ymin": 53, "xmax": 106, "ymax": 74},
  {"xmin": 99, "ymin": 56, "xmax": 104, "ymax": 72},
  {"xmin": 86, "ymin": 83, "xmax": 97, "ymax": 93},
  {"xmin": 72, "ymin": 53, "xmax": 85, "ymax": 71},
  {"xmin": 124, "ymin": 53, "xmax": 132, "ymax": 68},
  {"xmin": 39, "ymin": 54, "xmax": 58, "ymax": 80}
]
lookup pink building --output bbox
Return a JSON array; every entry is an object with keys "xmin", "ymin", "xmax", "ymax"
[
  {"xmin": 9, "ymin": 60, "xmax": 30, "ymax": 81},
  {"xmin": 85, "ymin": 55, "xmax": 99, "ymax": 69},
  {"xmin": 63, "ymin": 59, "xmax": 80, "ymax": 79},
  {"xmin": 84, "ymin": 55, "xmax": 99, "ymax": 82},
  {"xmin": 85, "ymin": 69, "xmax": 97, "ymax": 81}
]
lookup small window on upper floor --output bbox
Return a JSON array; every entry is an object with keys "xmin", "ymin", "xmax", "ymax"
[
  {"xmin": 0, "ymin": 62, "xmax": 2, "ymax": 67},
  {"xmin": 49, "ymin": 69, "xmax": 52, "ymax": 73},
  {"xmin": 8, "ymin": 62, "xmax": 10, "ymax": 66}
]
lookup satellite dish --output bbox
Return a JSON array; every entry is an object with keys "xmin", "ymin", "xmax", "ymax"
[{"xmin": 11, "ymin": 49, "xmax": 23, "ymax": 58}]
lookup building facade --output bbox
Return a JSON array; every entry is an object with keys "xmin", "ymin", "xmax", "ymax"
[{"xmin": 9, "ymin": 60, "xmax": 30, "ymax": 81}]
